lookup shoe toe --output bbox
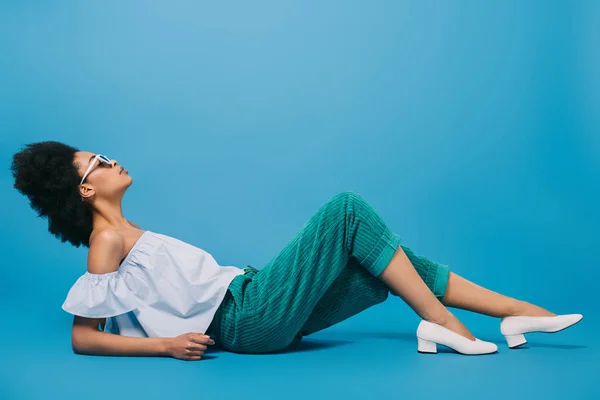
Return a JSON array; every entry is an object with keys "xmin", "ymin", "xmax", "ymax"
[
  {"xmin": 474, "ymin": 339, "xmax": 498, "ymax": 353},
  {"xmin": 564, "ymin": 313, "xmax": 583, "ymax": 327}
]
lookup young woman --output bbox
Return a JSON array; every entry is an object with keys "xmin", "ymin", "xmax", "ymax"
[{"xmin": 10, "ymin": 141, "xmax": 583, "ymax": 361}]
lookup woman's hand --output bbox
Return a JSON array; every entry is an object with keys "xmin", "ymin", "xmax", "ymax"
[{"xmin": 165, "ymin": 332, "xmax": 215, "ymax": 361}]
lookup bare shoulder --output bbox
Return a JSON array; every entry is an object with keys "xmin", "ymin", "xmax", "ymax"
[{"xmin": 87, "ymin": 229, "xmax": 125, "ymax": 275}]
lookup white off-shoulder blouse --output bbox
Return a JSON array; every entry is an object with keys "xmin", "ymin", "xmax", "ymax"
[{"xmin": 61, "ymin": 230, "xmax": 245, "ymax": 338}]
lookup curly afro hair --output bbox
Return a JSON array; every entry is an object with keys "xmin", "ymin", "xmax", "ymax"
[{"xmin": 10, "ymin": 141, "xmax": 93, "ymax": 248}]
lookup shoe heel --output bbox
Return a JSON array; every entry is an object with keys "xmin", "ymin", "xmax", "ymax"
[
  {"xmin": 504, "ymin": 333, "xmax": 527, "ymax": 348},
  {"xmin": 417, "ymin": 337, "xmax": 437, "ymax": 353}
]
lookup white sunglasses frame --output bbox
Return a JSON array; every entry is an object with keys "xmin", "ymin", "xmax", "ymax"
[{"xmin": 80, "ymin": 154, "xmax": 112, "ymax": 185}]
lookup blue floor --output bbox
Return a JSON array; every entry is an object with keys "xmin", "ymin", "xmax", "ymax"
[
  {"xmin": 2, "ymin": 299, "xmax": 596, "ymax": 400},
  {"xmin": 2, "ymin": 1, "xmax": 598, "ymax": 398}
]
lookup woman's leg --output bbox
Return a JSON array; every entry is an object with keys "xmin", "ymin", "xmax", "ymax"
[
  {"xmin": 297, "ymin": 243, "xmax": 556, "ymax": 341},
  {"xmin": 377, "ymin": 244, "xmax": 475, "ymax": 340},
  {"xmin": 298, "ymin": 244, "xmax": 455, "ymax": 339},
  {"xmin": 209, "ymin": 258, "xmax": 392, "ymax": 350},
  {"xmin": 443, "ymin": 272, "xmax": 556, "ymax": 317},
  {"xmin": 223, "ymin": 191, "xmax": 473, "ymax": 354}
]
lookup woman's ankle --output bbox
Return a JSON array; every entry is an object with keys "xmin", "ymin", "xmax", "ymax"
[
  {"xmin": 424, "ymin": 310, "xmax": 452, "ymax": 326},
  {"xmin": 442, "ymin": 315, "xmax": 476, "ymax": 341}
]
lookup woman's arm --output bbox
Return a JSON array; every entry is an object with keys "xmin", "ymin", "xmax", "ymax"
[
  {"xmin": 71, "ymin": 316, "xmax": 214, "ymax": 360},
  {"xmin": 71, "ymin": 316, "xmax": 169, "ymax": 357},
  {"xmin": 71, "ymin": 228, "xmax": 168, "ymax": 357}
]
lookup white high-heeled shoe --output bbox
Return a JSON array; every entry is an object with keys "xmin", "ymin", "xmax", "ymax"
[
  {"xmin": 416, "ymin": 319, "xmax": 498, "ymax": 355},
  {"xmin": 500, "ymin": 313, "xmax": 583, "ymax": 348}
]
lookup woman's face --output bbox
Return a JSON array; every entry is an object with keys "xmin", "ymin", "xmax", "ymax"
[{"xmin": 74, "ymin": 151, "xmax": 132, "ymax": 202}]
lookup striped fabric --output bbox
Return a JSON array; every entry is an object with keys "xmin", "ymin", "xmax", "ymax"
[{"xmin": 207, "ymin": 191, "xmax": 450, "ymax": 354}]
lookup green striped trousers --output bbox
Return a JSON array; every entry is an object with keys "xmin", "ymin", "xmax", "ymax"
[{"xmin": 206, "ymin": 191, "xmax": 450, "ymax": 354}]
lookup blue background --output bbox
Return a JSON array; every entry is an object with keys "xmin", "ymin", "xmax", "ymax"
[{"xmin": 1, "ymin": 1, "xmax": 598, "ymax": 399}]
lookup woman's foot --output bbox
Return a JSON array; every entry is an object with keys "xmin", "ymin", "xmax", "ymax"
[
  {"xmin": 500, "ymin": 311, "xmax": 582, "ymax": 348},
  {"xmin": 416, "ymin": 319, "xmax": 497, "ymax": 354},
  {"xmin": 431, "ymin": 312, "xmax": 476, "ymax": 341},
  {"xmin": 510, "ymin": 300, "xmax": 557, "ymax": 317}
]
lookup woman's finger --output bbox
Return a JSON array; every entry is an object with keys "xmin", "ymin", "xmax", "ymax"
[
  {"xmin": 190, "ymin": 336, "xmax": 214, "ymax": 345},
  {"xmin": 187, "ymin": 343, "xmax": 207, "ymax": 351}
]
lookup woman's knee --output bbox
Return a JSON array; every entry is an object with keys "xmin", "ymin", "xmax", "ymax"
[
  {"xmin": 330, "ymin": 190, "xmax": 364, "ymax": 203},
  {"xmin": 327, "ymin": 190, "xmax": 370, "ymax": 216}
]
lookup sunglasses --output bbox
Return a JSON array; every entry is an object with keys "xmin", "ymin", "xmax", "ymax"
[{"xmin": 80, "ymin": 154, "xmax": 112, "ymax": 185}]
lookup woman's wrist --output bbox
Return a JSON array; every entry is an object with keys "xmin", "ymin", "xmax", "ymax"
[{"xmin": 159, "ymin": 337, "xmax": 172, "ymax": 356}]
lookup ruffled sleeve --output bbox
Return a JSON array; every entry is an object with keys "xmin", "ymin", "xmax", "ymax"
[{"xmin": 61, "ymin": 270, "xmax": 139, "ymax": 318}]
